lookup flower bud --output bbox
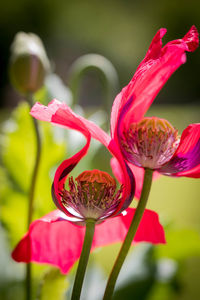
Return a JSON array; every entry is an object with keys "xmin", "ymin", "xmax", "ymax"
[{"xmin": 9, "ymin": 32, "xmax": 50, "ymax": 95}]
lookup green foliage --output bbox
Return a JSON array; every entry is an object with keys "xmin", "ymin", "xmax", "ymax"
[
  {"xmin": 0, "ymin": 224, "xmax": 24, "ymax": 300},
  {"xmin": 0, "ymin": 101, "xmax": 66, "ymax": 246},
  {"xmin": 93, "ymin": 228, "xmax": 200, "ymax": 300},
  {"xmin": 157, "ymin": 229, "xmax": 200, "ymax": 261},
  {"xmin": 37, "ymin": 269, "xmax": 68, "ymax": 300}
]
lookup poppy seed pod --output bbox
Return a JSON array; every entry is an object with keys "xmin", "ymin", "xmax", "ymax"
[
  {"xmin": 9, "ymin": 32, "xmax": 50, "ymax": 95},
  {"xmin": 120, "ymin": 117, "xmax": 180, "ymax": 169},
  {"xmin": 61, "ymin": 170, "xmax": 123, "ymax": 222}
]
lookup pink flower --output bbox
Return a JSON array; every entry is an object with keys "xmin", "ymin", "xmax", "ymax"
[
  {"xmin": 30, "ymin": 26, "xmax": 199, "ymax": 186},
  {"xmin": 112, "ymin": 25, "xmax": 200, "ymax": 177},
  {"xmin": 12, "ymin": 117, "xmax": 165, "ymax": 272},
  {"xmin": 13, "ymin": 97, "xmax": 165, "ymax": 272},
  {"xmin": 13, "ymin": 26, "xmax": 198, "ymax": 272}
]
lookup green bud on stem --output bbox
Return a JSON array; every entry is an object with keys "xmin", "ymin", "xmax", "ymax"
[{"xmin": 9, "ymin": 32, "xmax": 50, "ymax": 95}]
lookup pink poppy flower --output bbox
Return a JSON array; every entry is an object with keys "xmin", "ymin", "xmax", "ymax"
[
  {"xmin": 30, "ymin": 26, "xmax": 199, "ymax": 187},
  {"xmin": 12, "ymin": 94, "xmax": 166, "ymax": 272},
  {"xmin": 12, "ymin": 131, "xmax": 165, "ymax": 273},
  {"xmin": 13, "ymin": 26, "xmax": 198, "ymax": 272},
  {"xmin": 112, "ymin": 25, "xmax": 200, "ymax": 177}
]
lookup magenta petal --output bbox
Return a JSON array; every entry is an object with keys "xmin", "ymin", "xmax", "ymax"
[
  {"xmin": 175, "ymin": 165, "xmax": 200, "ymax": 178},
  {"xmin": 110, "ymin": 26, "xmax": 199, "ymax": 138},
  {"xmin": 12, "ymin": 209, "xmax": 165, "ymax": 273},
  {"xmin": 12, "ymin": 210, "xmax": 85, "ymax": 273},
  {"xmin": 181, "ymin": 25, "xmax": 199, "ymax": 51},
  {"xmin": 110, "ymin": 157, "xmax": 124, "ymax": 185},
  {"xmin": 111, "ymin": 156, "xmax": 142, "ymax": 200},
  {"xmin": 106, "ymin": 140, "xmax": 135, "ymax": 215},
  {"xmin": 52, "ymin": 137, "xmax": 90, "ymax": 218},
  {"xmin": 159, "ymin": 123, "xmax": 200, "ymax": 177}
]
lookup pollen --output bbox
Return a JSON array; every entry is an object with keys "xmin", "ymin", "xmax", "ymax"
[
  {"xmin": 121, "ymin": 117, "xmax": 180, "ymax": 169},
  {"xmin": 61, "ymin": 170, "xmax": 122, "ymax": 221}
]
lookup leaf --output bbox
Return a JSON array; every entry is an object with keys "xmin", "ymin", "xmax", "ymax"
[
  {"xmin": 1, "ymin": 103, "xmax": 35, "ymax": 193},
  {"xmin": 0, "ymin": 224, "xmax": 24, "ymax": 300},
  {"xmin": 0, "ymin": 102, "xmax": 66, "ymax": 245},
  {"xmin": 37, "ymin": 269, "xmax": 68, "ymax": 300}
]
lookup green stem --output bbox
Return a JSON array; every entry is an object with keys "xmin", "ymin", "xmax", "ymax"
[
  {"xmin": 26, "ymin": 93, "xmax": 42, "ymax": 300},
  {"xmin": 27, "ymin": 95, "xmax": 42, "ymax": 227},
  {"xmin": 103, "ymin": 168, "xmax": 153, "ymax": 300},
  {"xmin": 26, "ymin": 264, "xmax": 31, "ymax": 300},
  {"xmin": 71, "ymin": 219, "xmax": 96, "ymax": 300}
]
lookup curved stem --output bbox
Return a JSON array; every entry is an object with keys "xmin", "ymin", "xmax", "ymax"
[
  {"xmin": 103, "ymin": 168, "xmax": 153, "ymax": 300},
  {"xmin": 26, "ymin": 93, "xmax": 42, "ymax": 300},
  {"xmin": 68, "ymin": 54, "xmax": 119, "ymax": 119},
  {"xmin": 71, "ymin": 219, "xmax": 96, "ymax": 300}
]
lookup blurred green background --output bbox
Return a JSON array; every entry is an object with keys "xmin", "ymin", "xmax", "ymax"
[
  {"xmin": 0, "ymin": 0, "xmax": 200, "ymax": 300},
  {"xmin": 0, "ymin": 0, "xmax": 200, "ymax": 107}
]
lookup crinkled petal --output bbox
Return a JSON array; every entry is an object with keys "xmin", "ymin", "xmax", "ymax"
[
  {"xmin": 12, "ymin": 208, "xmax": 165, "ymax": 274},
  {"xmin": 31, "ymin": 99, "xmax": 111, "ymax": 147},
  {"xmin": 111, "ymin": 26, "xmax": 199, "ymax": 139},
  {"xmin": 159, "ymin": 124, "xmax": 200, "ymax": 177}
]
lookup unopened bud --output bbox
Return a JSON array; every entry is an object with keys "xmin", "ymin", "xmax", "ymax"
[{"xmin": 9, "ymin": 32, "xmax": 50, "ymax": 95}]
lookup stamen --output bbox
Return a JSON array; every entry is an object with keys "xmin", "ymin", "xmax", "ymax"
[
  {"xmin": 121, "ymin": 117, "xmax": 180, "ymax": 169},
  {"xmin": 61, "ymin": 170, "xmax": 123, "ymax": 220}
]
